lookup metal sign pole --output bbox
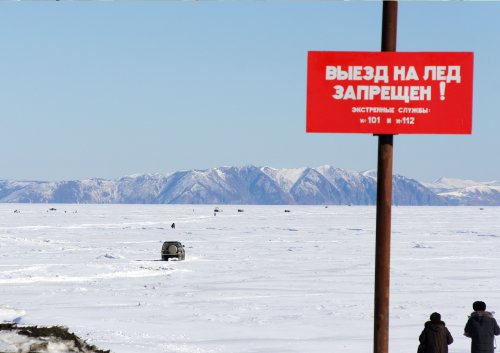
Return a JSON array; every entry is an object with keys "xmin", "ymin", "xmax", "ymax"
[{"xmin": 374, "ymin": 2, "xmax": 397, "ymax": 353}]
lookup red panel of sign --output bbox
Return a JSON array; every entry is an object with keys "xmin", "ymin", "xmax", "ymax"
[{"xmin": 306, "ymin": 51, "xmax": 473, "ymax": 134}]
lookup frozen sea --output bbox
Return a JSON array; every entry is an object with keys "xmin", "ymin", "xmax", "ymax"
[{"xmin": 1, "ymin": 204, "xmax": 500, "ymax": 353}]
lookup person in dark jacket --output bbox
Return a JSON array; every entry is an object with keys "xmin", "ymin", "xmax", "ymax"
[
  {"xmin": 464, "ymin": 301, "xmax": 500, "ymax": 353},
  {"xmin": 418, "ymin": 312, "xmax": 453, "ymax": 353}
]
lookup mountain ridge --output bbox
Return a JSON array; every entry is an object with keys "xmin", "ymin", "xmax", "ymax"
[{"xmin": 0, "ymin": 165, "xmax": 497, "ymax": 205}]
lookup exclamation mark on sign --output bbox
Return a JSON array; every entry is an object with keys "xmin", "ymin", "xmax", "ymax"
[{"xmin": 440, "ymin": 82, "xmax": 446, "ymax": 100}]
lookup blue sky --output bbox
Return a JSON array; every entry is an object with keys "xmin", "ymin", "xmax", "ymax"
[{"xmin": 1, "ymin": 2, "xmax": 499, "ymax": 182}]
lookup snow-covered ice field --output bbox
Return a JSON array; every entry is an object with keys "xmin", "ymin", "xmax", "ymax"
[{"xmin": 1, "ymin": 204, "xmax": 500, "ymax": 353}]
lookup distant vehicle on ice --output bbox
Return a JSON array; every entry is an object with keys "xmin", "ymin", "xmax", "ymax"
[{"xmin": 161, "ymin": 241, "xmax": 185, "ymax": 261}]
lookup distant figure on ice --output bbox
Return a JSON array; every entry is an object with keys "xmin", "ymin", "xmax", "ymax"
[
  {"xmin": 171, "ymin": 223, "xmax": 175, "ymax": 229},
  {"xmin": 418, "ymin": 312, "xmax": 453, "ymax": 353},
  {"xmin": 464, "ymin": 301, "xmax": 500, "ymax": 353}
]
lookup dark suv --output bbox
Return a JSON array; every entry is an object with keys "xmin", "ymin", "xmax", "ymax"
[{"xmin": 161, "ymin": 241, "xmax": 185, "ymax": 261}]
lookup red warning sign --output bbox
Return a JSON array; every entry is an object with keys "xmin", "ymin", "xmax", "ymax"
[{"xmin": 306, "ymin": 51, "xmax": 474, "ymax": 134}]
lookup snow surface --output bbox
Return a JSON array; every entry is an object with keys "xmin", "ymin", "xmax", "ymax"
[
  {"xmin": 0, "ymin": 305, "xmax": 25, "ymax": 323},
  {"xmin": 1, "ymin": 204, "xmax": 500, "ymax": 353}
]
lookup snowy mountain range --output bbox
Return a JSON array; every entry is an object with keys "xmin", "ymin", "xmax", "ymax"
[
  {"xmin": 0, "ymin": 166, "xmax": 498, "ymax": 205},
  {"xmin": 422, "ymin": 177, "xmax": 500, "ymax": 206}
]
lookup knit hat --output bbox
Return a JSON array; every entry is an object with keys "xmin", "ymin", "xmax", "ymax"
[{"xmin": 430, "ymin": 312, "xmax": 441, "ymax": 322}]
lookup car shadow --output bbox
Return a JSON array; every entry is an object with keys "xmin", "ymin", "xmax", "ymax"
[{"xmin": 135, "ymin": 259, "xmax": 164, "ymax": 262}]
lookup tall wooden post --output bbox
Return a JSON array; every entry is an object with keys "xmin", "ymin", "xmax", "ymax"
[{"xmin": 374, "ymin": 2, "xmax": 397, "ymax": 353}]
